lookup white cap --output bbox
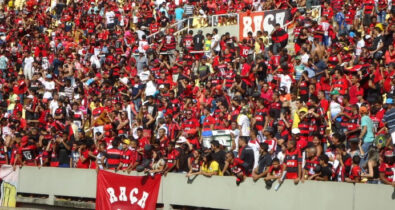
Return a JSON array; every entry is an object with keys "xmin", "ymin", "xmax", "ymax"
[
  {"xmin": 159, "ymin": 84, "xmax": 165, "ymax": 89},
  {"xmin": 27, "ymin": 95, "xmax": 34, "ymax": 99},
  {"xmin": 176, "ymin": 136, "xmax": 187, "ymax": 144},
  {"xmin": 292, "ymin": 128, "xmax": 301, "ymax": 135}
]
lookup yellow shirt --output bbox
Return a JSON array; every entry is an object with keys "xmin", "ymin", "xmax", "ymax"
[{"xmin": 201, "ymin": 161, "xmax": 222, "ymax": 176}]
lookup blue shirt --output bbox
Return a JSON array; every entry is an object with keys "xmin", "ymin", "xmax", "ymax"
[
  {"xmin": 175, "ymin": 7, "xmax": 184, "ymax": 21},
  {"xmin": 361, "ymin": 115, "xmax": 374, "ymax": 143}
]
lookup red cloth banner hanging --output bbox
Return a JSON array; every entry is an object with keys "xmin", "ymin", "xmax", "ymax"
[{"xmin": 96, "ymin": 170, "xmax": 161, "ymax": 210}]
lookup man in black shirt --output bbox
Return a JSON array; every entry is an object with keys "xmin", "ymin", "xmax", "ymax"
[
  {"xmin": 211, "ymin": 140, "xmax": 226, "ymax": 171},
  {"xmin": 310, "ymin": 154, "xmax": 332, "ymax": 181},
  {"xmin": 252, "ymin": 142, "xmax": 272, "ymax": 181},
  {"xmin": 57, "ymin": 132, "xmax": 73, "ymax": 167},
  {"xmin": 193, "ymin": 30, "xmax": 204, "ymax": 51}
]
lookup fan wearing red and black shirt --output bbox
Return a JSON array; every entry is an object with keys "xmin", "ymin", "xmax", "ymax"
[
  {"xmin": 17, "ymin": 136, "xmax": 37, "ymax": 166},
  {"xmin": 334, "ymin": 144, "xmax": 352, "ymax": 182},
  {"xmin": 106, "ymin": 139, "xmax": 122, "ymax": 170},
  {"xmin": 136, "ymin": 128, "xmax": 150, "ymax": 150},
  {"xmin": 125, "ymin": 140, "xmax": 142, "ymax": 172},
  {"xmin": 345, "ymin": 156, "xmax": 362, "ymax": 183},
  {"xmin": 164, "ymin": 142, "xmax": 179, "ymax": 174},
  {"xmin": 116, "ymin": 139, "xmax": 134, "ymax": 171},
  {"xmin": 379, "ymin": 151, "xmax": 395, "ymax": 185},
  {"xmin": 0, "ymin": 140, "xmax": 7, "ymax": 166},
  {"xmin": 301, "ymin": 146, "xmax": 319, "ymax": 182},
  {"xmin": 182, "ymin": 30, "xmax": 194, "ymax": 52},
  {"xmin": 281, "ymin": 140, "xmax": 302, "ymax": 184},
  {"xmin": 181, "ymin": 110, "xmax": 199, "ymax": 135}
]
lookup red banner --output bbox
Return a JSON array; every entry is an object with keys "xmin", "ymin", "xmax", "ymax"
[{"xmin": 96, "ymin": 170, "xmax": 161, "ymax": 210}]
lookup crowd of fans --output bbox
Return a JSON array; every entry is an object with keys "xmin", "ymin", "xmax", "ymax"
[{"xmin": 0, "ymin": 0, "xmax": 394, "ymax": 188}]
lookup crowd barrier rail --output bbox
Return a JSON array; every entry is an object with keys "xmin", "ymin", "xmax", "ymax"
[{"xmin": 16, "ymin": 166, "xmax": 395, "ymax": 210}]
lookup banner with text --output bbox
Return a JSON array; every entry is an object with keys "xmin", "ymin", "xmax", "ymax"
[
  {"xmin": 96, "ymin": 170, "xmax": 161, "ymax": 210},
  {"xmin": 0, "ymin": 165, "xmax": 19, "ymax": 207},
  {"xmin": 239, "ymin": 10, "xmax": 290, "ymax": 40}
]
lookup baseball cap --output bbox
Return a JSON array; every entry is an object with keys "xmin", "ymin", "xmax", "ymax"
[
  {"xmin": 330, "ymin": 89, "xmax": 340, "ymax": 95},
  {"xmin": 46, "ymin": 74, "xmax": 52, "ymax": 79},
  {"xmin": 264, "ymin": 126, "xmax": 274, "ymax": 133},
  {"xmin": 385, "ymin": 98, "xmax": 394, "ymax": 104},
  {"xmin": 298, "ymin": 107, "xmax": 308, "ymax": 114},
  {"xmin": 292, "ymin": 128, "xmax": 301, "ymax": 135},
  {"xmin": 384, "ymin": 150, "xmax": 394, "ymax": 157},
  {"xmin": 122, "ymin": 139, "xmax": 131, "ymax": 145},
  {"xmin": 176, "ymin": 136, "xmax": 187, "ymax": 144}
]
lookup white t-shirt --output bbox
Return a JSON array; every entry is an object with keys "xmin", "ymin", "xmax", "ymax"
[
  {"xmin": 212, "ymin": 34, "xmax": 221, "ymax": 51},
  {"xmin": 49, "ymin": 100, "xmax": 59, "ymax": 116},
  {"xmin": 138, "ymin": 40, "xmax": 149, "ymax": 53},
  {"xmin": 248, "ymin": 140, "xmax": 260, "ymax": 169},
  {"xmin": 40, "ymin": 79, "xmax": 55, "ymax": 99},
  {"xmin": 231, "ymin": 129, "xmax": 240, "ymax": 153},
  {"xmin": 301, "ymin": 53, "xmax": 309, "ymax": 65},
  {"xmin": 330, "ymin": 101, "xmax": 342, "ymax": 119},
  {"xmin": 105, "ymin": 11, "xmax": 115, "ymax": 24},
  {"xmin": 145, "ymin": 80, "xmax": 157, "ymax": 96},
  {"xmin": 278, "ymin": 74, "xmax": 292, "ymax": 93},
  {"xmin": 356, "ymin": 39, "xmax": 365, "ymax": 56},
  {"xmin": 237, "ymin": 114, "xmax": 250, "ymax": 137}
]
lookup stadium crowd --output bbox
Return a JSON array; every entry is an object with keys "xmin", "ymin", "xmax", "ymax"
[{"xmin": 0, "ymin": 0, "xmax": 394, "ymax": 188}]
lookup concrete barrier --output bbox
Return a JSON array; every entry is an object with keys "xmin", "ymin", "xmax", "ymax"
[{"xmin": 16, "ymin": 167, "xmax": 395, "ymax": 210}]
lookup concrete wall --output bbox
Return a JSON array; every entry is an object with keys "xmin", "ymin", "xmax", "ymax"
[{"xmin": 17, "ymin": 167, "xmax": 395, "ymax": 210}]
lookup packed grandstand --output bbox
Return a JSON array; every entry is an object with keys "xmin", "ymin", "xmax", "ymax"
[{"xmin": 0, "ymin": 0, "xmax": 394, "ymax": 189}]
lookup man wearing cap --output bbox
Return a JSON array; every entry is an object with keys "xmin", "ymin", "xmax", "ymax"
[{"xmin": 383, "ymin": 98, "xmax": 395, "ymax": 145}]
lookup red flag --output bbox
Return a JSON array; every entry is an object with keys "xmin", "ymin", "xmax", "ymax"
[{"xmin": 96, "ymin": 170, "xmax": 161, "ymax": 210}]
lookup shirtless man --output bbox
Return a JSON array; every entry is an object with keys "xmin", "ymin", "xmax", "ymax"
[{"xmin": 312, "ymin": 38, "xmax": 325, "ymax": 60}]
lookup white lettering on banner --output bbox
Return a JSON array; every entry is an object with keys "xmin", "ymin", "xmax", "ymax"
[
  {"xmin": 263, "ymin": 14, "xmax": 274, "ymax": 35},
  {"xmin": 241, "ymin": 11, "xmax": 287, "ymax": 39},
  {"xmin": 107, "ymin": 188, "xmax": 118, "ymax": 203},
  {"xmin": 242, "ymin": 17, "xmax": 252, "ymax": 39},
  {"xmin": 119, "ymin": 187, "xmax": 127, "ymax": 201},
  {"xmin": 253, "ymin": 16, "xmax": 263, "ymax": 36},
  {"xmin": 106, "ymin": 187, "xmax": 150, "ymax": 208},
  {"xmin": 275, "ymin": 12, "xmax": 286, "ymax": 28},
  {"xmin": 130, "ymin": 188, "xmax": 139, "ymax": 204},
  {"xmin": 137, "ymin": 192, "xmax": 149, "ymax": 209}
]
